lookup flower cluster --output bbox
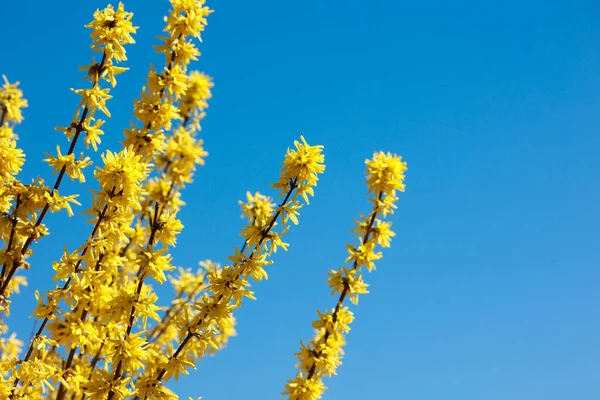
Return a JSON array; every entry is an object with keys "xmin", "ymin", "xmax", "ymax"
[
  {"xmin": 284, "ymin": 151, "xmax": 407, "ymax": 400},
  {"xmin": 0, "ymin": 75, "xmax": 28, "ymax": 139}
]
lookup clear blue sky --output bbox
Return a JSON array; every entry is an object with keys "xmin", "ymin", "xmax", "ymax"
[{"xmin": 2, "ymin": 0, "xmax": 600, "ymax": 399}]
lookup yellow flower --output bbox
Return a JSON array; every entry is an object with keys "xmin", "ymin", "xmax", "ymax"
[
  {"xmin": 345, "ymin": 241, "xmax": 382, "ymax": 271},
  {"xmin": 15, "ymin": 359, "xmax": 58, "ymax": 393},
  {"xmin": 80, "ymin": 57, "xmax": 129, "ymax": 87},
  {"xmin": 108, "ymin": 332, "xmax": 149, "ymax": 374},
  {"xmin": 44, "ymin": 146, "xmax": 92, "ymax": 183},
  {"xmin": 86, "ymin": 2, "xmax": 138, "ymax": 62},
  {"xmin": 179, "ymin": 71, "xmax": 213, "ymax": 120},
  {"xmin": 138, "ymin": 248, "xmax": 174, "ymax": 284},
  {"xmin": 154, "ymin": 213, "xmax": 184, "ymax": 248},
  {"xmin": 371, "ymin": 220, "xmax": 395, "ymax": 247},
  {"xmin": 160, "ymin": 353, "xmax": 196, "ymax": 381},
  {"xmin": 123, "ymin": 124, "xmax": 166, "ymax": 158},
  {"xmin": 135, "ymin": 375, "xmax": 178, "ymax": 400},
  {"xmin": 327, "ymin": 268, "xmax": 369, "ymax": 305},
  {"xmin": 0, "ymin": 139, "xmax": 25, "ymax": 181},
  {"xmin": 0, "ymin": 75, "xmax": 28, "ymax": 124},
  {"xmin": 155, "ymin": 36, "xmax": 200, "ymax": 65},
  {"xmin": 365, "ymin": 151, "xmax": 407, "ymax": 194},
  {"xmin": 239, "ymin": 191, "xmax": 275, "ymax": 226},
  {"xmin": 83, "ymin": 369, "xmax": 133, "ymax": 399},
  {"xmin": 0, "ymin": 125, "xmax": 15, "ymax": 140},
  {"xmin": 133, "ymin": 90, "xmax": 181, "ymax": 130},
  {"xmin": 158, "ymin": 124, "xmax": 208, "ymax": 184},
  {"xmin": 283, "ymin": 373, "xmax": 326, "ymax": 400},
  {"xmin": 44, "ymin": 191, "xmax": 81, "ymax": 217},
  {"xmin": 274, "ymin": 135, "xmax": 325, "ymax": 203},
  {"xmin": 169, "ymin": 264, "xmax": 210, "ymax": 295},
  {"xmin": 94, "ymin": 148, "xmax": 149, "ymax": 208},
  {"xmin": 72, "ymin": 86, "xmax": 113, "ymax": 117},
  {"xmin": 47, "ymin": 315, "xmax": 101, "ymax": 353},
  {"xmin": 0, "ymin": 333, "xmax": 23, "ymax": 362},
  {"xmin": 280, "ymin": 135, "xmax": 325, "ymax": 187},
  {"xmin": 164, "ymin": 0, "xmax": 213, "ymax": 40},
  {"xmin": 147, "ymin": 63, "xmax": 189, "ymax": 98},
  {"xmin": 83, "ymin": 118, "xmax": 105, "ymax": 151},
  {"xmin": 208, "ymin": 267, "xmax": 255, "ymax": 308}
]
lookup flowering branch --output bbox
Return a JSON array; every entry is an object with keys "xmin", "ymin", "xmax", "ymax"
[{"xmin": 284, "ymin": 152, "xmax": 407, "ymax": 400}]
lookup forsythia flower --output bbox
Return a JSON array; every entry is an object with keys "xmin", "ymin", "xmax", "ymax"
[
  {"xmin": 134, "ymin": 90, "xmax": 182, "ymax": 131},
  {"xmin": 44, "ymin": 146, "xmax": 92, "ymax": 183},
  {"xmin": 284, "ymin": 373, "xmax": 326, "ymax": 400},
  {"xmin": 0, "ymin": 333, "xmax": 23, "ymax": 362},
  {"xmin": 0, "ymin": 75, "xmax": 28, "ymax": 125},
  {"xmin": 239, "ymin": 191, "xmax": 275, "ymax": 226},
  {"xmin": 179, "ymin": 71, "xmax": 213, "ymax": 125},
  {"xmin": 274, "ymin": 135, "xmax": 326, "ymax": 203},
  {"xmin": 138, "ymin": 248, "xmax": 175, "ymax": 284},
  {"xmin": 327, "ymin": 267, "xmax": 369, "ymax": 305},
  {"xmin": 72, "ymin": 87, "xmax": 113, "ymax": 118},
  {"xmin": 107, "ymin": 332, "xmax": 149, "ymax": 374},
  {"xmin": 87, "ymin": 2, "xmax": 138, "ymax": 61},
  {"xmin": 94, "ymin": 148, "xmax": 149, "ymax": 208},
  {"xmin": 365, "ymin": 151, "xmax": 408, "ymax": 194},
  {"xmin": 164, "ymin": 0, "xmax": 213, "ymax": 39},
  {"xmin": 83, "ymin": 118, "xmax": 106, "ymax": 151},
  {"xmin": 135, "ymin": 376, "xmax": 178, "ymax": 399},
  {"xmin": 0, "ymin": 139, "xmax": 25, "ymax": 181},
  {"xmin": 157, "ymin": 124, "xmax": 208, "ymax": 185},
  {"xmin": 148, "ymin": 63, "xmax": 189, "ymax": 98},
  {"xmin": 280, "ymin": 135, "xmax": 325, "ymax": 186},
  {"xmin": 44, "ymin": 191, "xmax": 81, "ymax": 217}
]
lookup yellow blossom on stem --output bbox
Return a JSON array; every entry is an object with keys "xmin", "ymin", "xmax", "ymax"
[
  {"xmin": 239, "ymin": 191, "xmax": 275, "ymax": 226},
  {"xmin": 284, "ymin": 151, "xmax": 407, "ymax": 399},
  {"xmin": 0, "ymin": 75, "xmax": 28, "ymax": 126},
  {"xmin": 0, "ymin": 139, "xmax": 25, "ymax": 182},
  {"xmin": 87, "ymin": 2, "xmax": 138, "ymax": 62}
]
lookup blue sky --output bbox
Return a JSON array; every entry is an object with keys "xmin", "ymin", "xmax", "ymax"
[{"xmin": 2, "ymin": 0, "xmax": 600, "ymax": 399}]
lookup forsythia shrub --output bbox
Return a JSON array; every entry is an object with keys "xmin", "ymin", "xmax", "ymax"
[{"xmin": 0, "ymin": 1, "xmax": 407, "ymax": 399}]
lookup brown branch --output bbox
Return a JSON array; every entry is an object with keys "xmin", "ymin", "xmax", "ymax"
[
  {"xmin": 1, "ymin": 195, "xmax": 21, "ymax": 279},
  {"xmin": 305, "ymin": 191, "xmax": 384, "ymax": 380}
]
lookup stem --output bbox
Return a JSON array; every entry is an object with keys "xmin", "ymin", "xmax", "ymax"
[
  {"xmin": 1, "ymin": 195, "xmax": 20, "ymax": 279},
  {"xmin": 106, "ymin": 203, "xmax": 161, "ymax": 400},
  {"xmin": 305, "ymin": 191, "xmax": 384, "ymax": 380},
  {"xmin": 0, "ymin": 106, "xmax": 6, "ymax": 127}
]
